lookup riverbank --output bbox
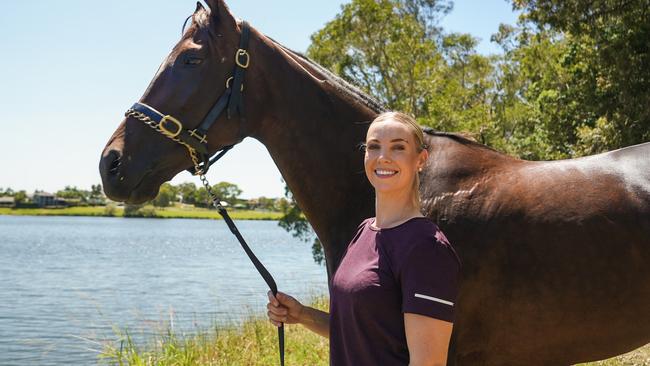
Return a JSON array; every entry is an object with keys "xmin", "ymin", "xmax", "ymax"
[
  {"xmin": 100, "ymin": 296, "xmax": 330, "ymax": 365},
  {"xmin": 0, "ymin": 206, "xmax": 284, "ymax": 220}
]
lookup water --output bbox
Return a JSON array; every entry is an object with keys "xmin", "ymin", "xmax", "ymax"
[{"xmin": 0, "ymin": 215, "xmax": 329, "ymax": 365}]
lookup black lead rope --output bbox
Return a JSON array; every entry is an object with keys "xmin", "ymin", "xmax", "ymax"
[
  {"xmin": 214, "ymin": 204, "xmax": 284, "ymax": 366},
  {"xmin": 206, "ymin": 21, "xmax": 285, "ymax": 366},
  {"xmin": 125, "ymin": 20, "xmax": 284, "ymax": 366}
]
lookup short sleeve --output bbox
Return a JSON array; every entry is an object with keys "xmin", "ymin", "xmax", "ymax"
[{"xmin": 399, "ymin": 239, "xmax": 460, "ymax": 322}]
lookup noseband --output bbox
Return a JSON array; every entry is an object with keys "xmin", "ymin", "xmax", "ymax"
[{"xmin": 124, "ymin": 21, "xmax": 286, "ymax": 366}]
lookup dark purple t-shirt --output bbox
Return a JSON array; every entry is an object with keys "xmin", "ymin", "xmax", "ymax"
[{"xmin": 329, "ymin": 216, "xmax": 461, "ymax": 365}]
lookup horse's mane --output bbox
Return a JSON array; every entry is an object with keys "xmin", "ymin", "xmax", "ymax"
[
  {"xmin": 265, "ymin": 36, "xmax": 387, "ymax": 115},
  {"xmin": 423, "ymin": 128, "xmax": 502, "ymax": 154}
]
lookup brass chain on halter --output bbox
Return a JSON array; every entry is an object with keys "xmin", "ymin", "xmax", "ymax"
[{"xmin": 124, "ymin": 109, "xmax": 224, "ymax": 209}]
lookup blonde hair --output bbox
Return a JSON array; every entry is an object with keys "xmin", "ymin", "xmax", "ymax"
[{"xmin": 368, "ymin": 111, "xmax": 428, "ymax": 210}]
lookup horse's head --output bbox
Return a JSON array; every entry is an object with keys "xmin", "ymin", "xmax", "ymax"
[{"xmin": 99, "ymin": 0, "xmax": 261, "ymax": 203}]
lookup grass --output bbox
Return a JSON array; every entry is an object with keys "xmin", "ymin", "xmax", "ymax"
[
  {"xmin": 97, "ymin": 294, "xmax": 648, "ymax": 366},
  {"xmin": 99, "ymin": 296, "xmax": 330, "ymax": 366},
  {"xmin": 0, "ymin": 206, "xmax": 283, "ymax": 220},
  {"xmin": 0, "ymin": 206, "xmax": 110, "ymax": 216},
  {"xmin": 154, "ymin": 207, "xmax": 283, "ymax": 220}
]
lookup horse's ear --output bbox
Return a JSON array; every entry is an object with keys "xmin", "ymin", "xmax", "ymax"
[
  {"xmin": 205, "ymin": 0, "xmax": 237, "ymax": 25},
  {"xmin": 195, "ymin": 1, "xmax": 205, "ymax": 13}
]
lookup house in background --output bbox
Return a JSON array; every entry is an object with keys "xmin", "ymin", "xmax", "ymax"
[
  {"xmin": 32, "ymin": 192, "xmax": 56, "ymax": 207},
  {"xmin": 0, "ymin": 196, "xmax": 15, "ymax": 208}
]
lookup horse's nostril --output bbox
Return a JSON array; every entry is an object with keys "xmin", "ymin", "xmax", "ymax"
[
  {"xmin": 106, "ymin": 150, "xmax": 121, "ymax": 177},
  {"xmin": 109, "ymin": 160, "xmax": 120, "ymax": 174}
]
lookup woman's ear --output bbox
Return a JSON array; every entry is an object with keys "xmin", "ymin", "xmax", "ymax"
[{"xmin": 418, "ymin": 149, "xmax": 429, "ymax": 170}]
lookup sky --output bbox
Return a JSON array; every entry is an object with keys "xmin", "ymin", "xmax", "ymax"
[{"xmin": 0, "ymin": 0, "xmax": 519, "ymax": 199}]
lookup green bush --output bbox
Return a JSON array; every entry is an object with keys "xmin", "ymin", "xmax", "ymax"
[
  {"xmin": 124, "ymin": 204, "xmax": 158, "ymax": 218},
  {"xmin": 103, "ymin": 204, "xmax": 117, "ymax": 217}
]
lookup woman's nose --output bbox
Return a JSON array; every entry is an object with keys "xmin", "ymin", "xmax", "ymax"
[{"xmin": 378, "ymin": 149, "xmax": 392, "ymax": 163}]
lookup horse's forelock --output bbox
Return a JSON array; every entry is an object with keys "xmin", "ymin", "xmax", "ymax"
[{"xmin": 192, "ymin": 8, "xmax": 210, "ymax": 29}]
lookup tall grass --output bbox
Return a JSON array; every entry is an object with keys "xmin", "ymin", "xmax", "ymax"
[{"xmin": 99, "ymin": 297, "xmax": 329, "ymax": 366}]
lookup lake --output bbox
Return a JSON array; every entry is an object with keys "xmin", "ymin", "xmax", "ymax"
[{"xmin": 0, "ymin": 215, "xmax": 329, "ymax": 365}]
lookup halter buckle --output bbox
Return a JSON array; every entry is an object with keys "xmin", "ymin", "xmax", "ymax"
[
  {"xmin": 159, "ymin": 115, "xmax": 183, "ymax": 138},
  {"xmin": 235, "ymin": 49, "xmax": 250, "ymax": 68},
  {"xmin": 189, "ymin": 129, "xmax": 208, "ymax": 144},
  {"xmin": 226, "ymin": 76, "xmax": 244, "ymax": 91}
]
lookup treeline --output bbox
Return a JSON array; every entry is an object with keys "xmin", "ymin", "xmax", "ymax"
[
  {"xmin": 147, "ymin": 182, "xmax": 286, "ymax": 210},
  {"xmin": 0, "ymin": 185, "xmax": 105, "ymax": 206},
  {"xmin": 0, "ymin": 183, "xmax": 286, "ymax": 212}
]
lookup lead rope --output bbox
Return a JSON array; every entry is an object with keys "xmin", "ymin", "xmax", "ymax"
[
  {"xmin": 126, "ymin": 108, "xmax": 286, "ymax": 365},
  {"xmin": 197, "ymin": 170, "xmax": 285, "ymax": 366},
  {"xmin": 125, "ymin": 19, "xmax": 283, "ymax": 364}
]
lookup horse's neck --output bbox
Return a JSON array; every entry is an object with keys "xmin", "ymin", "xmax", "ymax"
[{"xmin": 249, "ymin": 37, "xmax": 379, "ymax": 276}]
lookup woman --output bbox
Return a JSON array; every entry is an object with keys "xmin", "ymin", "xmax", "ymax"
[{"xmin": 267, "ymin": 111, "xmax": 461, "ymax": 365}]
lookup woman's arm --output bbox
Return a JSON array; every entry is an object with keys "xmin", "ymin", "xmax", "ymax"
[
  {"xmin": 404, "ymin": 313, "xmax": 453, "ymax": 366},
  {"xmin": 267, "ymin": 291, "xmax": 330, "ymax": 339},
  {"xmin": 298, "ymin": 305, "xmax": 330, "ymax": 338}
]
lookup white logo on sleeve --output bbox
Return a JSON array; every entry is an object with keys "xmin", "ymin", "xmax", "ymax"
[{"xmin": 414, "ymin": 293, "xmax": 454, "ymax": 306}]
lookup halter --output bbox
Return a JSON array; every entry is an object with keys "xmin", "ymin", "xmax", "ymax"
[
  {"xmin": 124, "ymin": 21, "xmax": 285, "ymax": 366},
  {"xmin": 125, "ymin": 21, "xmax": 251, "ymax": 176}
]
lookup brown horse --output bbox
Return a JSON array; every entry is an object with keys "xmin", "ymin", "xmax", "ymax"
[{"xmin": 99, "ymin": 0, "xmax": 650, "ymax": 364}]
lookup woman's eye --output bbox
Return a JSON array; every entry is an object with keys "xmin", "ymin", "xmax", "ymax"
[
  {"xmin": 367, "ymin": 144, "xmax": 379, "ymax": 150},
  {"xmin": 392, "ymin": 145, "xmax": 405, "ymax": 150}
]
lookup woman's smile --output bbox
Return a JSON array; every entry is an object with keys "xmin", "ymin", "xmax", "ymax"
[{"xmin": 375, "ymin": 169, "xmax": 399, "ymax": 178}]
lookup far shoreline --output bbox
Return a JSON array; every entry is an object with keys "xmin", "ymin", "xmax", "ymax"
[{"xmin": 0, "ymin": 206, "xmax": 284, "ymax": 220}]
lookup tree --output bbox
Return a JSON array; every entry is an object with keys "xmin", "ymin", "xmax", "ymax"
[
  {"xmin": 90, "ymin": 184, "xmax": 103, "ymax": 199},
  {"xmin": 211, "ymin": 182, "xmax": 243, "ymax": 205},
  {"xmin": 277, "ymin": 181, "xmax": 324, "ymax": 265},
  {"xmin": 152, "ymin": 183, "xmax": 177, "ymax": 207},
  {"xmin": 14, "ymin": 190, "xmax": 27, "ymax": 204},
  {"xmin": 56, "ymin": 186, "xmax": 89, "ymax": 202},
  {"xmin": 427, "ymin": 32, "xmax": 494, "ymax": 138},
  {"xmin": 489, "ymin": 23, "xmax": 574, "ymax": 160},
  {"xmin": 177, "ymin": 182, "xmax": 197, "ymax": 205},
  {"xmin": 308, "ymin": 0, "xmax": 452, "ymax": 116},
  {"xmin": 256, "ymin": 196, "xmax": 277, "ymax": 211},
  {"xmin": 511, "ymin": 0, "xmax": 650, "ymax": 155},
  {"xmin": 194, "ymin": 187, "xmax": 210, "ymax": 207}
]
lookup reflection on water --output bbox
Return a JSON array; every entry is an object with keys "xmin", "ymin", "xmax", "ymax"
[{"xmin": 0, "ymin": 215, "xmax": 328, "ymax": 365}]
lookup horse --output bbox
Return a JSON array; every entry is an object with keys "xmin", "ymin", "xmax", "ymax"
[{"xmin": 99, "ymin": 0, "xmax": 650, "ymax": 364}]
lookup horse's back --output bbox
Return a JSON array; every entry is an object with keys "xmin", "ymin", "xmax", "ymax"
[{"xmin": 513, "ymin": 141, "xmax": 650, "ymax": 216}]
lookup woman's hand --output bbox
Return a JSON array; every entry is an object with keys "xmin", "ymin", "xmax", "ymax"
[{"xmin": 266, "ymin": 290, "xmax": 304, "ymax": 327}]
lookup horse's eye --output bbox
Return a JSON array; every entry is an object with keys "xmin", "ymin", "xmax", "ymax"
[{"xmin": 184, "ymin": 56, "xmax": 203, "ymax": 66}]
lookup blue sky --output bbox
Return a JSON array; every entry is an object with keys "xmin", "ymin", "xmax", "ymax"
[{"xmin": 0, "ymin": 0, "xmax": 518, "ymax": 199}]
